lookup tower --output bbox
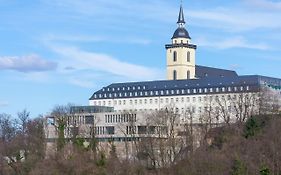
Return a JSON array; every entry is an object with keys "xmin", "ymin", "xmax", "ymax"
[{"xmin": 165, "ymin": 4, "xmax": 197, "ymax": 80}]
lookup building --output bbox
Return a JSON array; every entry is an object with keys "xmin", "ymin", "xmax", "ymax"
[
  {"xmin": 45, "ymin": 4, "xmax": 281, "ymax": 156},
  {"xmin": 89, "ymin": 4, "xmax": 281, "ymax": 119}
]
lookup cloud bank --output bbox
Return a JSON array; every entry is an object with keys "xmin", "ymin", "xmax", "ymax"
[{"xmin": 0, "ymin": 55, "xmax": 57, "ymax": 72}]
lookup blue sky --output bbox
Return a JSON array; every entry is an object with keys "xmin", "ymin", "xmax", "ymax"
[{"xmin": 1, "ymin": 0, "xmax": 281, "ymax": 117}]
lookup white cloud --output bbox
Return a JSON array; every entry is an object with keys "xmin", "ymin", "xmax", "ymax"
[
  {"xmin": 246, "ymin": 0, "xmax": 281, "ymax": 10},
  {"xmin": 195, "ymin": 36, "xmax": 269, "ymax": 50},
  {"xmin": 0, "ymin": 54, "xmax": 57, "ymax": 72},
  {"xmin": 189, "ymin": 9, "xmax": 281, "ymax": 32},
  {"xmin": 68, "ymin": 78, "xmax": 95, "ymax": 88},
  {"xmin": 43, "ymin": 34, "xmax": 151, "ymax": 45},
  {"xmin": 48, "ymin": 44, "xmax": 162, "ymax": 81},
  {"xmin": 0, "ymin": 101, "xmax": 9, "ymax": 107}
]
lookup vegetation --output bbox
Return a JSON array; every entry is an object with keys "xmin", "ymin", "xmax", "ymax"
[{"xmin": 1, "ymin": 105, "xmax": 281, "ymax": 174}]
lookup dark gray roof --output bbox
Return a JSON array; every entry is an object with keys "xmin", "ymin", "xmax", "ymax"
[
  {"xmin": 177, "ymin": 5, "xmax": 185, "ymax": 24},
  {"xmin": 89, "ymin": 61, "xmax": 281, "ymax": 100},
  {"xmin": 172, "ymin": 27, "xmax": 191, "ymax": 39},
  {"xmin": 195, "ymin": 65, "xmax": 238, "ymax": 79},
  {"xmin": 89, "ymin": 75, "xmax": 281, "ymax": 100}
]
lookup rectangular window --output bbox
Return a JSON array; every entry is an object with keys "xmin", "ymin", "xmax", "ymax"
[{"xmin": 193, "ymin": 97, "xmax": 196, "ymax": 102}]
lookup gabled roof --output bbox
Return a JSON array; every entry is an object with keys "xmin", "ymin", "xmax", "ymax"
[{"xmin": 195, "ymin": 65, "xmax": 238, "ymax": 79}]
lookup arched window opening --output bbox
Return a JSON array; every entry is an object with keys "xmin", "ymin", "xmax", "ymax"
[
  {"xmin": 173, "ymin": 70, "xmax": 177, "ymax": 80},
  {"xmin": 173, "ymin": 51, "xmax": 177, "ymax": 62},
  {"xmin": 187, "ymin": 71, "xmax": 190, "ymax": 79},
  {"xmin": 187, "ymin": 51, "xmax": 190, "ymax": 62}
]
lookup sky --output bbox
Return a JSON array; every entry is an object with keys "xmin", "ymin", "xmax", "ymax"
[{"xmin": 0, "ymin": 0, "xmax": 281, "ymax": 117}]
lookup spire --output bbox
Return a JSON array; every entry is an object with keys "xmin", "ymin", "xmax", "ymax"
[{"xmin": 177, "ymin": 3, "xmax": 185, "ymax": 27}]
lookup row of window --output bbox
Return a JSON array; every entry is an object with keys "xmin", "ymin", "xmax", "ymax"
[
  {"xmin": 113, "ymin": 104, "xmax": 246, "ymax": 116},
  {"xmin": 94, "ymin": 86, "xmax": 250, "ymax": 99},
  {"xmin": 173, "ymin": 70, "xmax": 190, "ymax": 80},
  {"xmin": 105, "ymin": 113, "xmax": 137, "ymax": 123},
  {"xmin": 173, "ymin": 51, "xmax": 190, "ymax": 62},
  {"xmin": 94, "ymin": 92, "xmax": 252, "ymax": 107},
  {"xmin": 102, "ymin": 85, "xmax": 146, "ymax": 92},
  {"xmin": 94, "ymin": 126, "xmax": 115, "ymax": 135}
]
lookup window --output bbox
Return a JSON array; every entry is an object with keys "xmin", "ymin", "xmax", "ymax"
[
  {"xmin": 173, "ymin": 70, "xmax": 177, "ymax": 80},
  {"xmin": 173, "ymin": 51, "xmax": 177, "ymax": 62},
  {"xmin": 187, "ymin": 51, "xmax": 190, "ymax": 62},
  {"xmin": 228, "ymin": 87, "xmax": 232, "ymax": 92},
  {"xmin": 187, "ymin": 71, "xmax": 190, "ymax": 79},
  {"xmin": 193, "ymin": 89, "xmax": 197, "ymax": 93},
  {"xmin": 216, "ymin": 88, "xmax": 219, "ymax": 92}
]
